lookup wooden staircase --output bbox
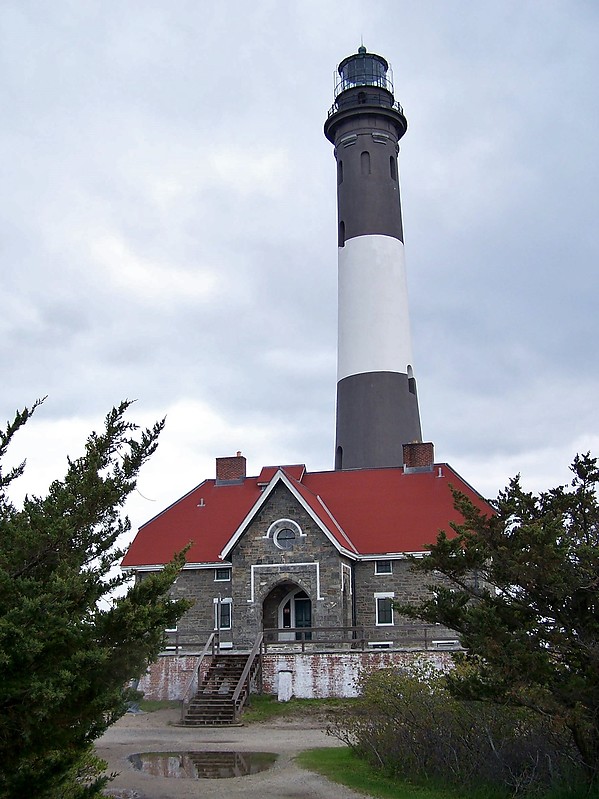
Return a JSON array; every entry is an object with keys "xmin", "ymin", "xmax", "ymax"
[{"xmin": 181, "ymin": 653, "xmax": 256, "ymax": 726}]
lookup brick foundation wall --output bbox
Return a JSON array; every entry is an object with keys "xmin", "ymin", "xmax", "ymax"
[
  {"xmin": 139, "ymin": 650, "xmax": 454, "ymax": 701},
  {"xmin": 137, "ymin": 655, "xmax": 198, "ymax": 701},
  {"xmin": 262, "ymin": 651, "xmax": 454, "ymax": 698}
]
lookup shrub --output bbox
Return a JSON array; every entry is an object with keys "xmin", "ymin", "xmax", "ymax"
[{"xmin": 328, "ymin": 665, "xmax": 585, "ymax": 796}]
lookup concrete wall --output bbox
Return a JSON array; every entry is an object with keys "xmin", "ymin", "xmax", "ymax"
[{"xmin": 139, "ymin": 650, "xmax": 454, "ymax": 701}]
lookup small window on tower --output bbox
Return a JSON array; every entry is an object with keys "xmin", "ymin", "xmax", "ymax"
[
  {"xmin": 337, "ymin": 160, "xmax": 343, "ymax": 185},
  {"xmin": 408, "ymin": 364, "xmax": 416, "ymax": 395},
  {"xmin": 390, "ymin": 155, "xmax": 397, "ymax": 181},
  {"xmin": 361, "ymin": 151, "xmax": 371, "ymax": 176}
]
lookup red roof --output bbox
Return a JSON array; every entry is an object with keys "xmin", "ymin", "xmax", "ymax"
[
  {"xmin": 257, "ymin": 464, "xmax": 306, "ymax": 483},
  {"xmin": 121, "ymin": 463, "xmax": 492, "ymax": 568}
]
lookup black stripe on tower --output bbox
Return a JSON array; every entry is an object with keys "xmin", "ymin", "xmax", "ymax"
[
  {"xmin": 335, "ymin": 372, "xmax": 421, "ymax": 470},
  {"xmin": 332, "ymin": 123, "xmax": 405, "ymax": 244}
]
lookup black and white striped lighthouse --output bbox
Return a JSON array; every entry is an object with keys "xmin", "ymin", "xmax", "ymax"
[{"xmin": 325, "ymin": 46, "xmax": 422, "ymax": 471}]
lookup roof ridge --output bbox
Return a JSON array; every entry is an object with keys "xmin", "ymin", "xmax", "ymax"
[
  {"xmin": 280, "ymin": 464, "xmax": 306, "ymax": 481},
  {"xmin": 283, "ymin": 472, "xmax": 359, "ymax": 555},
  {"xmin": 315, "ymin": 494, "xmax": 359, "ymax": 553}
]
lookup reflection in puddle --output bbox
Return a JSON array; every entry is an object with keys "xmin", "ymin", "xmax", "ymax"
[{"xmin": 128, "ymin": 751, "xmax": 277, "ymax": 779}]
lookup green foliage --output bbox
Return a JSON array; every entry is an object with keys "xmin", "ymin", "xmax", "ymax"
[
  {"xmin": 0, "ymin": 400, "xmax": 192, "ymax": 799},
  {"xmin": 398, "ymin": 454, "xmax": 599, "ymax": 782},
  {"xmin": 328, "ymin": 667, "xmax": 584, "ymax": 797},
  {"xmin": 296, "ymin": 746, "xmax": 486, "ymax": 799}
]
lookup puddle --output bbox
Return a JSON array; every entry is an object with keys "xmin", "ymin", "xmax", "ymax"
[{"xmin": 128, "ymin": 751, "xmax": 278, "ymax": 779}]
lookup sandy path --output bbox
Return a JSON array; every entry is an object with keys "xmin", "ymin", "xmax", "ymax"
[{"xmin": 96, "ymin": 708, "xmax": 369, "ymax": 799}]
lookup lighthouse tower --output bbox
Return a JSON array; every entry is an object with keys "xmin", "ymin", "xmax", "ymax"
[{"xmin": 325, "ymin": 46, "xmax": 422, "ymax": 470}]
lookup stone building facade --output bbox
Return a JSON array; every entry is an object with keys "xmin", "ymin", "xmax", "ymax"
[{"xmin": 123, "ymin": 445, "xmax": 491, "ymax": 651}]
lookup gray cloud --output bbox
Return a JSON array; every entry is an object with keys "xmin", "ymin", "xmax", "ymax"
[{"xmin": 1, "ymin": 1, "xmax": 597, "ymax": 527}]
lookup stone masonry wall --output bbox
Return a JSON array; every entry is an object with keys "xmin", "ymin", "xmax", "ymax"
[
  {"xmin": 166, "ymin": 482, "xmax": 352, "ymax": 648},
  {"xmin": 230, "ymin": 482, "xmax": 351, "ymax": 647},
  {"xmin": 352, "ymin": 559, "xmax": 457, "ymax": 645},
  {"xmin": 167, "ymin": 567, "xmax": 234, "ymax": 647}
]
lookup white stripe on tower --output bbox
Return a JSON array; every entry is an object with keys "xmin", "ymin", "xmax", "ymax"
[
  {"xmin": 337, "ymin": 235, "xmax": 413, "ymax": 380},
  {"xmin": 324, "ymin": 46, "xmax": 422, "ymax": 470}
]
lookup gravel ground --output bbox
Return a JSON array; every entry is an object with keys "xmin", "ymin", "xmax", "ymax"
[{"xmin": 96, "ymin": 707, "xmax": 369, "ymax": 799}]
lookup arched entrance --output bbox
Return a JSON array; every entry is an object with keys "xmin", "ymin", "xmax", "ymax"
[{"xmin": 262, "ymin": 582, "xmax": 312, "ymax": 642}]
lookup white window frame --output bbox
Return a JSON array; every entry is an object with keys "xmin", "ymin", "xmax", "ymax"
[
  {"xmin": 375, "ymin": 591, "xmax": 395, "ymax": 626},
  {"xmin": 265, "ymin": 518, "xmax": 305, "ymax": 550},
  {"xmin": 375, "ymin": 559, "xmax": 392, "ymax": 575},
  {"xmin": 214, "ymin": 567, "xmax": 231, "ymax": 582},
  {"xmin": 213, "ymin": 597, "xmax": 232, "ymax": 631}
]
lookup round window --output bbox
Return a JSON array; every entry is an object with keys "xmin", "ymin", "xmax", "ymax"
[
  {"xmin": 274, "ymin": 527, "xmax": 295, "ymax": 550},
  {"xmin": 267, "ymin": 519, "xmax": 302, "ymax": 550}
]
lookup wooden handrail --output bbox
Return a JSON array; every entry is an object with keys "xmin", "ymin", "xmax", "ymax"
[
  {"xmin": 164, "ymin": 628, "xmax": 218, "ymax": 654},
  {"xmin": 231, "ymin": 631, "xmax": 264, "ymax": 717},
  {"xmin": 260, "ymin": 624, "xmax": 459, "ymax": 652},
  {"xmin": 180, "ymin": 631, "xmax": 219, "ymax": 720},
  {"xmin": 168, "ymin": 624, "xmax": 460, "ymax": 658}
]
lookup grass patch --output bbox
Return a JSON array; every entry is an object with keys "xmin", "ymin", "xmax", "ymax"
[
  {"xmin": 241, "ymin": 694, "xmax": 356, "ymax": 724},
  {"xmin": 295, "ymin": 747, "xmax": 507, "ymax": 799},
  {"xmin": 295, "ymin": 748, "xmax": 599, "ymax": 799},
  {"xmin": 138, "ymin": 699, "xmax": 181, "ymax": 712}
]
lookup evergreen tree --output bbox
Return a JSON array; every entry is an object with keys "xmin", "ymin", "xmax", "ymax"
[
  {"xmin": 0, "ymin": 400, "xmax": 191, "ymax": 799},
  {"xmin": 399, "ymin": 453, "xmax": 599, "ymax": 781}
]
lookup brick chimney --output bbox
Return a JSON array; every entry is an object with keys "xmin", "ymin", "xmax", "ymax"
[
  {"xmin": 403, "ymin": 442, "xmax": 434, "ymax": 473},
  {"xmin": 216, "ymin": 452, "xmax": 247, "ymax": 485}
]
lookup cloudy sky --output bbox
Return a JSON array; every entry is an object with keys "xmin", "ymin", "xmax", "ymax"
[{"xmin": 2, "ymin": 1, "xmax": 598, "ymax": 538}]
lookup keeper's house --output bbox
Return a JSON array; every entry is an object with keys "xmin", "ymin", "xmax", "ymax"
[{"xmin": 121, "ymin": 443, "xmax": 492, "ymax": 652}]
